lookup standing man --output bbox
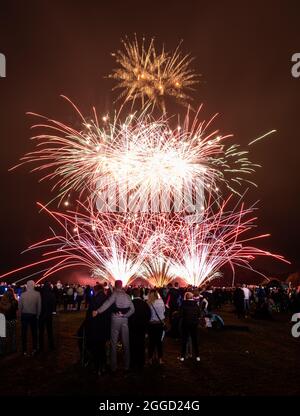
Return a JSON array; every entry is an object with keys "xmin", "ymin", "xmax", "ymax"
[
  {"xmin": 129, "ymin": 288, "xmax": 151, "ymax": 370},
  {"xmin": 242, "ymin": 284, "xmax": 252, "ymax": 318},
  {"xmin": 19, "ymin": 280, "xmax": 41, "ymax": 356},
  {"xmin": 179, "ymin": 292, "xmax": 201, "ymax": 362},
  {"xmin": 93, "ymin": 280, "xmax": 134, "ymax": 372}
]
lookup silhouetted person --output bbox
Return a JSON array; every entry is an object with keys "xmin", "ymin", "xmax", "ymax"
[
  {"xmin": 86, "ymin": 284, "xmax": 110, "ymax": 375},
  {"xmin": 39, "ymin": 282, "xmax": 56, "ymax": 352},
  {"xmin": 147, "ymin": 289, "xmax": 166, "ymax": 365},
  {"xmin": 129, "ymin": 288, "xmax": 151, "ymax": 370},
  {"xmin": 85, "ymin": 285, "xmax": 92, "ymax": 309},
  {"xmin": 166, "ymin": 282, "xmax": 181, "ymax": 324},
  {"xmin": 242, "ymin": 284, "xmax": 251, "ymax": 317},
  {"xmin": 202, "ymin": 287, "xmax": 214, "ymax": 312},
  {"xmin": 76, "ymin": 285, "xmax": 84, "ymax": 311},
  {"xmin": 0, "ymin": 289, "xmax": 18, "ymax": 354},
  {"xmin": 233, "ymin": 286, "xmax": 245, "ymax": 318},
  {"xmin": 93, "ymin": 280, "xmax": 134, "ymax": 372},
  {"xmin": 257, "ymin": 285, "xmax": 266, "ymax": 306},
  {"xmin": 179, "ymin": 292, "xmax": 201, "ymax": 362},
  {"xmin": 19, "ymin": 280, "xmax": 41, "ymax": 355}
]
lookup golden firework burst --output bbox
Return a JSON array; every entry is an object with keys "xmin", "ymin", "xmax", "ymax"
[{"xmin": 108, "ymin": 35, "xmax": 200, "ymax": 113}]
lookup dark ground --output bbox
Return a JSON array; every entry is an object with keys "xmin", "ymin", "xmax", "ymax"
[{"xmin": 0, "ymin": 305, "xmax": 299, "ymax": 396}]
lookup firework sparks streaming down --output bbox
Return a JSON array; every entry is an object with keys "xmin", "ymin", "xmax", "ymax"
[
  {"xmin": 108, "ymin": 36, "xmax": 199, "ymax": 113},
  {"xmin": 0, "ymin": 198, "xmax": 289, "ymax": 287},
  {"xmin": 38, "ymin": 205, "xmax": 171, "ymax": 286},
  {"xmin": 141, "ymin": 256, "xmax": 176, "ymax": 288},
  {"xmin": 2, "ymin": 39, "xmax": 288, "ymax": 289},
  {"xmin": 12, "ymin": 98, "xmax": 259, "ymax": 209},
  {"xmin": 0, "ymin": 203, "xmax": 184, "ymax": 286},
  {"xmin": 7, "ymin": 204, "xmax": 161, "ymax": 286},
  {"xmin": 169, "ymin": 197, "xmax": 289, "ymax": 287}
]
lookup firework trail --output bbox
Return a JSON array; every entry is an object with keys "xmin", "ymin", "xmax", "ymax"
[
  {"xmin": 2, "ymin": 39, "xmax": 286, "ymax": 289},
  {"xmin": 11, "ymin": 98, "xmax": 259, "ymax": 209},
  {"xmin": 141, "ymin": 256, "xmax": 176, "ymax": 287},
  {"xmin": 0, "ymin": 202, "xmax": 181, "ymax": 285},
  {"xmin": 169, "ymin": 196, "xmax": 289, "ymax": 287},
  {"xmin": 108, "ymin": 35, "xmax": 199, "ymax": 113},
  {"xmin": 0, "ymin": 197, "xmax": 289, "ymax": 287}
]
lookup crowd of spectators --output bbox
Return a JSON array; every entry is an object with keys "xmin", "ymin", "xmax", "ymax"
[{"xmin": 0, "ymin": 279, "xmax": 299, "ymax": 374}]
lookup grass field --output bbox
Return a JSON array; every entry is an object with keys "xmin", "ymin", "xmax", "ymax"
[{"xmin": 0, "ymin": 305, "xmax": 299, "ymax": 396}]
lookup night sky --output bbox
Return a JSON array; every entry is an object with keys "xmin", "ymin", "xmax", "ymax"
[{"xmin": 0, "ymin": 0, "xmax": 299, "ymax": 278}]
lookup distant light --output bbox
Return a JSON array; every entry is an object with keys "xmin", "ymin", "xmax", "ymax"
[{"xmin": 64, "ymin": 201, "xmax": 69, "ymax": 206}]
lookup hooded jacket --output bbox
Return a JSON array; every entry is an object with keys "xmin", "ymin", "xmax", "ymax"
[
  {"xmin": 96, "ymin": 288, "xmax": 134, "ymax": 319},
  {"xmin": 19, "ymin": 280, "xmax": 41, "ymax": 316},
  {"xmin": 180, "ymin": 299, "xmax": 201, "ymax": 326},
  {"xmin": 40, "ymin": 283, "xmax": 56, "ymax": 318}
]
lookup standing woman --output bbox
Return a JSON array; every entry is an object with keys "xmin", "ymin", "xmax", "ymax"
[{"xmin": 147, "ymin": 289, "xmax": 166, "ymax": 365}]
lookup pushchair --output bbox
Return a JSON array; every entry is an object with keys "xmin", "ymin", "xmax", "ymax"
[{"xmin": 203, "ymin": 312, "xmax": 225, "ymax": 329}]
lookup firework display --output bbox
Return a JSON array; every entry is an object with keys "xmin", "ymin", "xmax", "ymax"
[
  {"xmin": 141, "ymin": 257, "xmax": 176, "ymax": 288},
  {"xmin": 12, "ymin": 100, "xmax": 259, "ymax": 207},
  {"xmin": 2, "ymin": 36, "xmax": 288, "ymax": 287},
  {"xmin": 169, "ymin": 198, "xmax": 288, "ymax": 287},
  {"xmin": 0, "ymin": 198, "xmax": 288, "ymax": 287},
  {"xmin": 109, "ymin": 36, "xmax": 199, "ymax": 113}
]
